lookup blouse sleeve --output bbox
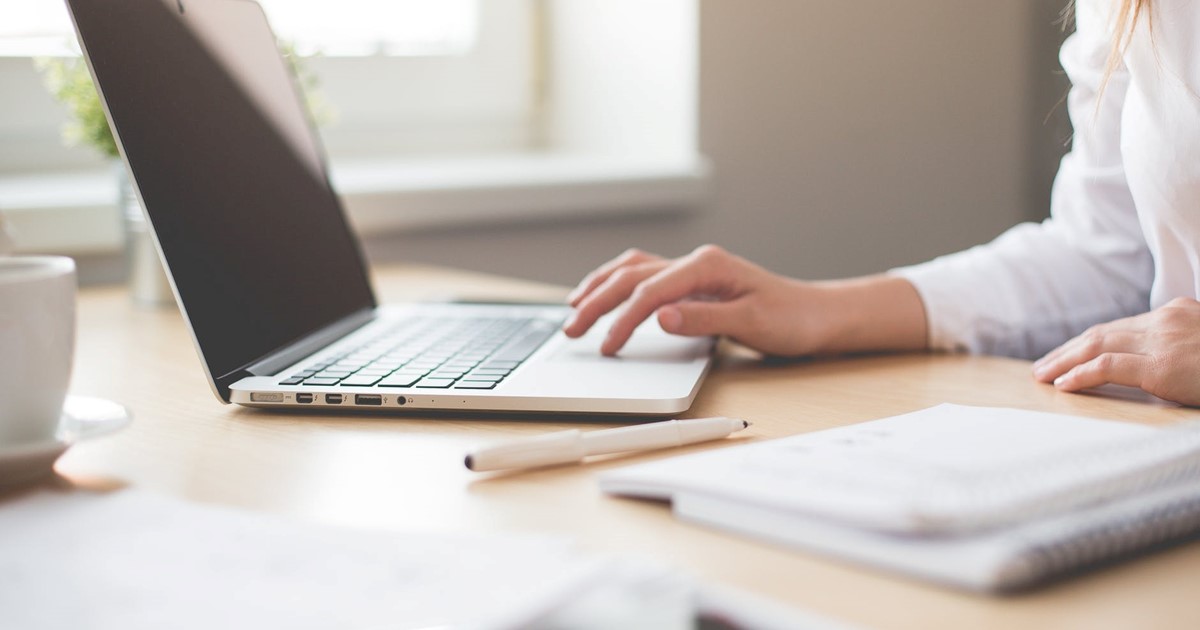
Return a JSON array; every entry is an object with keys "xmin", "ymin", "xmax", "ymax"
[{"xmin": 890, "ymin": 0, "xmax": 1153, "ymax": 360}]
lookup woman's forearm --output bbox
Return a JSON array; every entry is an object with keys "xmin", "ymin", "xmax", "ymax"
[{"xmin": 806, "ymin": 275, "xmax": 929, "ymax": 354}]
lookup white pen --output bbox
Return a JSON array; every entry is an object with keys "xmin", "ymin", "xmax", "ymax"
[{"xmin": 464, "ymin": 417, "xmax": 750, "ymax": 472}]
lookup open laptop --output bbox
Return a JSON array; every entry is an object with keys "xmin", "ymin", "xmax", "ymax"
[{"xmin": 64, "ymin": 0, "xmax": 713, "ymax": 415}]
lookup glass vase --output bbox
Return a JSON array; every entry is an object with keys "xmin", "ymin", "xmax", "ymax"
[{"xmin": 115, "ymin": 162, "xmax": 174, "ymax": 307}]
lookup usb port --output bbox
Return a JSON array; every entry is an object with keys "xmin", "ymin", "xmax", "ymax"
[
  {"xmin": 355, "ymin": 394, "xmax": 383, "ymax": 406},
  {"xmin": 295, "ymin": 393, "xmax": 314, "ymax": 404},
  {"xmin": 324, "ymin": 393, "xmax": 343, "ymax": 404}
]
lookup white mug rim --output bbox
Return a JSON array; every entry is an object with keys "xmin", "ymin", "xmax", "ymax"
[{"xmin": 0, "ymin": 256, "xmax": 76, "ymax": 284}]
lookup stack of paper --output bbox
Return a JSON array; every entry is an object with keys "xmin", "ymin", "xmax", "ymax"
[
  {"xmin": 0, "ymin": 490, "xmax": 594, "ymax": 629},
  {"xmin": 0, "ymin": 489, "xmax": 850, "ymax": 629}
]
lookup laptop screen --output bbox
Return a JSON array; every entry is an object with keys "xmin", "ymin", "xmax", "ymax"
[{"xmin": 67, "ymin": 0, "xmax": 376, "ymax": 389}]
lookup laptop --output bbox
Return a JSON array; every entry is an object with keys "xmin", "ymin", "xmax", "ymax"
[{"xmin": 64, "ymin": 0, "xmax": 713, "ymax": 416}]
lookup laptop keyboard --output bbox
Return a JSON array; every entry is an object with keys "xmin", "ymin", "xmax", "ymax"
[{"xmin": 278, "ymin": 314, "xmax": 564, "ymax": 391}]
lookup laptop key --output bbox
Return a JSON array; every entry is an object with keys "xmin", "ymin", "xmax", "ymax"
[
  {"xmin": 415, "ymin": 378, "xmax": 456, "ymax": 388},
  {"xmin": 369, "ymin": 361, "xmax": 404, "ymax": 370},
  {"xmin": 378, "ymin": 374, "xmax": 422, "ymax": 387},
  {"xmin": 453, "ymin": 381, "xmax": 498, "ymax": 389},
  {"xmin": 316, "ymin": 369, "xmax": 354, "ymax": 378},
  {"xmin": 407, "ymin": 360, "xmax": 443, "ymax": 369},
  {"xmin": 357, "ymin": 367, "xmax": 392, "ymax": 374},
  {"xmin": 470, "ymin": 367, "xmax": 510, "ymax": 375},
  {"xmin": 340, "ymin": 374, "xmax": 383, "ymax": 387},
  {"xmin": 490, "ymin": 326, "xmax": 557, "ymax": 362},
  {"xmin": 442, "ymin": 360, "xmax": 478, "ymax": 369},
  {"xmin": 481, "ymin": 360, "xmax": 520, "ymax": 370},
  {"xmin": 302, "ymin": 377, "xmax": 341, "ymax": 386},
  {"xmin": 279, "ymin": 376, "xmax": 305, "ymax": 386},
  {"xmin": 392, "ymin": 368, "xmax": 430, "ymax": 378}
]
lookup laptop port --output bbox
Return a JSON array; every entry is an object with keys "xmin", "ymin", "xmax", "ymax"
[
  {"xmin": 355, "ymin": 394, "xmax": 382, "ymax": 406},
  {"xmin": 295, "ymin": 393, "xmax": 314, "ymax": 404},
  {"xmin": 325, "ymin": 393, "xmax": 343, "ymax": 404}
]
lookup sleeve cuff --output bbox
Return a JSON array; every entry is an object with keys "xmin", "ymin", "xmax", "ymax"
[{"xmin": 889, "ymin": 261, "xmax": 978, "ymax": 354}]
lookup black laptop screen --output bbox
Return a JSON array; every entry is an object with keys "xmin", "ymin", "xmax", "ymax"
[{"xmin": 67, "ymin": 0, "xmax": 376, "ymax": 385}]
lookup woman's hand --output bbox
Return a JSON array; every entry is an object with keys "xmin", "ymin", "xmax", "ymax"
[
  {"xmin": 563, "ymin": 245, "xmax": 818, "ymax": 356},
  {"xmin": 562, "ymin": 245, "xmax": 929, "ymax": 357},
  {"xmin": 1033, "ymin": 298, "xmax": 1200, "ymax": 406}
]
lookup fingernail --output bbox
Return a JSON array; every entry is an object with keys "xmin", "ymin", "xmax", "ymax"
[
  {"xmin": 658, "ymin": 306, "xmax": 682, "ymax": 332},
  {"xmin": 1053, "ymin": 375, "xmax": 1066, "ymax": 387}
]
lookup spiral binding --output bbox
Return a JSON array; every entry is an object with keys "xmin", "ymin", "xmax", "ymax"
[{"xmin": 1001, "ymin": 476, "xmax": 1200, "ymax": 589}]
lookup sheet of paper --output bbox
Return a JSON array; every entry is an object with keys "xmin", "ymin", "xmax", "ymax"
[{"xmin": 0, "ymin": 489, "xmax": 601, "ymax": 630}]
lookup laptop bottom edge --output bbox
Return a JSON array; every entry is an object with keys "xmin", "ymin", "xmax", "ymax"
[{"xmin": 229, "ymin": 387, "xmax": 703, "ymax": 417}]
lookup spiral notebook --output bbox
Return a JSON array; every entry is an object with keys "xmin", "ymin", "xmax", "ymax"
[{"xmin": 599, "ymin": 404, "xmax": 1200, "ymax": 592}]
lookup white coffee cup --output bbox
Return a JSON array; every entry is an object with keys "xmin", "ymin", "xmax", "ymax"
[{"xmin": 0, "ymin": 256, "xmax": 76, "ymax": 446}]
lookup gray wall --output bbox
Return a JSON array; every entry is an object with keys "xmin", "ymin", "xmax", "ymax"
[{"xmin": 369, "ymin": 1, "xmax": 1073, "ymax": 286}]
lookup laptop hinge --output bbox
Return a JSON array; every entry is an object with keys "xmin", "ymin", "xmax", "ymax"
[{"xmin": 242, "ymin": 308, "xmax": 377, "ymax": 377}]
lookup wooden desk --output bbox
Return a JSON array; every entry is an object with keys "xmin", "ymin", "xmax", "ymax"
[{"xmin": 56, "ymin": 265, "xmax": 1200, "ymax": 629}]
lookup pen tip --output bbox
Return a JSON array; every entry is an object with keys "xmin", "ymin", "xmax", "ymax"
[
  {"xmin": 742, "ymin": 420, "xmax": 750, "ymax": 429},
  {"xmin": 464, "ymin": 455, "xmax": 475, "ymax": 471}
]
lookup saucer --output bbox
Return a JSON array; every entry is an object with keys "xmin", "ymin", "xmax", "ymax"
[{"xmin": 0, "ymin": 396, "xmax": 131, "ymax": 487}]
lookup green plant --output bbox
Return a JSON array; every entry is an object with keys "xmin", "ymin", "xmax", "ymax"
[
  {"xmin": 280, "ymin": 42, "xmax": 336, "ymax": 128},
  {"xmin": 35, "ymin": 55, "xmax": 119, "ymax": 158},
  {"xmin": 35, "ymin": 42, "xmax": 333, "ymax": 159}
]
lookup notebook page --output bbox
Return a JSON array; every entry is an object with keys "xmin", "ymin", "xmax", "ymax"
[{"xmin": 600, "ymin": 404, "xmax": 1157, "ymax": 534}]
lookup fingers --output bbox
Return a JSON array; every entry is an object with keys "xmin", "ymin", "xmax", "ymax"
[
  {"xmin": 1037, "ymin": 301, "xmax": 1200, "ymax": 406},
  {"xmin": 564, "ymin": 245, "xmax": 773, "ymax": 357},
  {"xmin": 1033, "ymin": 327, "xmax": 1142, "ymax": 383},
  {"xmin": 657, "ymin": 301, "xmax": 751, "ymax": 337},
  {"xmin": 1052, "ymin": 352, "xmax": 1150, "ymax": 392},
  {"xmin": 563, "ymin": 260, "xmax": 668, "ymax": 338},
  {"xmin": 566, "ymin": 248, "xmax": 663, "ymax": 307},
  {"xmin": 600, "ymin": 247, "xmax": 743, "ymax": 355}
]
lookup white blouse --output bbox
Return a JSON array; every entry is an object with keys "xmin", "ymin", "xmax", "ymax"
[{"xmin": 894, "ymin": 0, "xmax": 1200, "ymax": 360}]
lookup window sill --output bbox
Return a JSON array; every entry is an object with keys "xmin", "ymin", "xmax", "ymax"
[{"xmin": 0, "ymin": 153, "xmax": 710, "ymax": 255}]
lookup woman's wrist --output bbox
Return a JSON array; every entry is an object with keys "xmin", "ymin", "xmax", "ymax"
[{"xmin": 807, "ymin": 275, "xmax": 929, "ymax": 354}]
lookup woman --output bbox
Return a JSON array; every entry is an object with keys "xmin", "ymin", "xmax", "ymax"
[{"xmin": 562, "ymin": 0, "xmax": 1200, "ymax": 406}]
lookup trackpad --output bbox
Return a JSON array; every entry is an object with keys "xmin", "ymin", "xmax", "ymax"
[{"xmin": 550, "ymin": 320, "xmax": 710, "ymax": 364}]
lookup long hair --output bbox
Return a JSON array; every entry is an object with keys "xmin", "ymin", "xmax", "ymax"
[
  {"xmin": 1108, "ymin": 0, "xmax": 1148, "ymax": 74},
  {"xmin": 1098, "ymin": 0, "xmax": 1151, "ymax": 97}
]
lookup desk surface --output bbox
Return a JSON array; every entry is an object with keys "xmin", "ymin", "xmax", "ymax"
[{"xmin": 54, "ymin": 265, "xmax": 1200, "ymax": 629}]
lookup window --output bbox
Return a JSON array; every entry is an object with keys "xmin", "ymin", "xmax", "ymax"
[
  {"xmin": 258, "ymin": 0, "xmax": 478, "ymax": 57},
  {"xmin": 0, "ymin": 0, "xmax": 76, "ymax": 57},
  {"xmin": 0, "ymin": 0, "xmax": 525, "ymax": 171},
  {"xmin": 0, "ymin": 0, "xmax": 478, "ymax": 57},
  {"xmin": 0, "ymin": 1, "xmax": 705, "ymax": 256}
]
